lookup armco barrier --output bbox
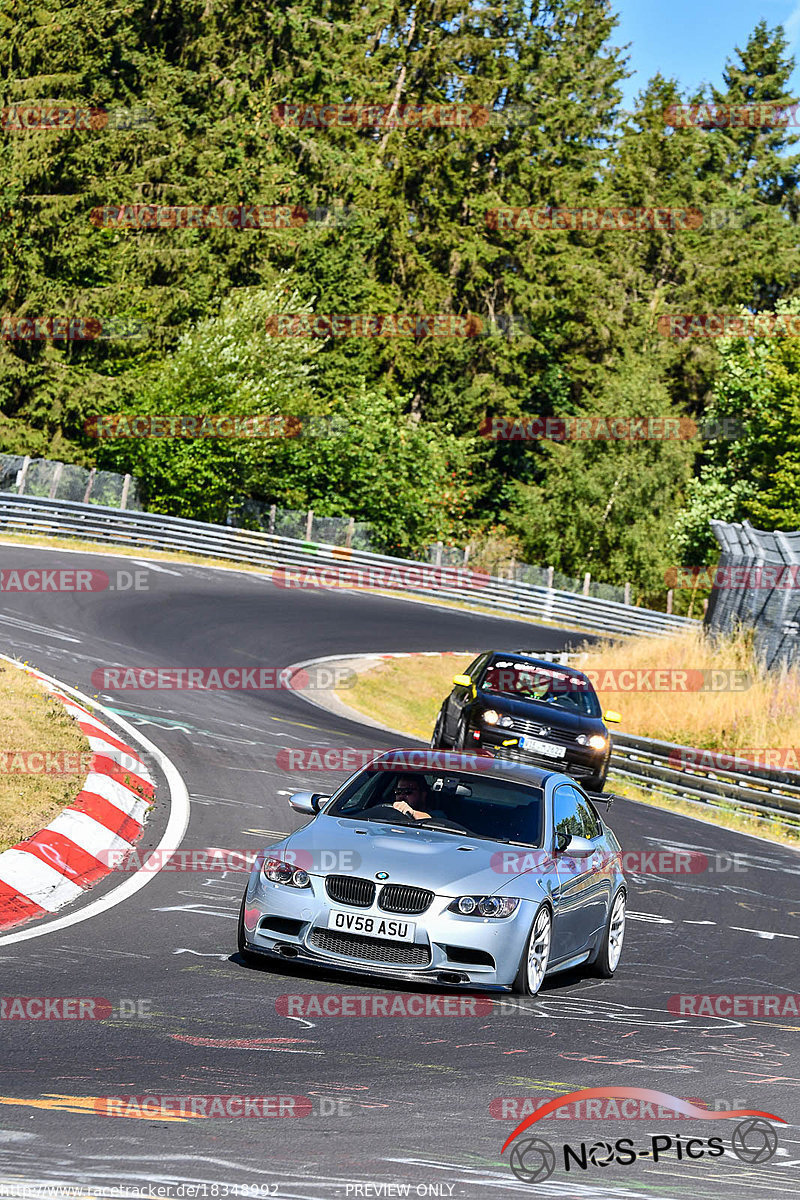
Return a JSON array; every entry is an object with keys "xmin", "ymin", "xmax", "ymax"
[
  {"xmin": 610, "ymin": 730, "xmax": 800, "ymax": 829},
  {"xmin": 0, "ymin": 493, "xmax": 694, "ymax": 637}
]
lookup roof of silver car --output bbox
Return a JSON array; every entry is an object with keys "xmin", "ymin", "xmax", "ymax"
[{"xmin": 370, "ymin": 748, "xmax": 557, "ymax": 787}]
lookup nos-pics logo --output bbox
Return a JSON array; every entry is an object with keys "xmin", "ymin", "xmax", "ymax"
[{"xmin": 502, "ymin": 1088, "xmax": 784, "ymax": 1184}]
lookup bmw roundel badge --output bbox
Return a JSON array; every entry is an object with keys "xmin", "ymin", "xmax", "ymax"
[{"xmin": 375, "ymin": 871, "xmax": 389, "ymax": 880}]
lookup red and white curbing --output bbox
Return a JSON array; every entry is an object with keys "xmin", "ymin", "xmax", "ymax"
[{"xmin": 0, "ymin": 668, "xmax": 155, "ymax": 931}]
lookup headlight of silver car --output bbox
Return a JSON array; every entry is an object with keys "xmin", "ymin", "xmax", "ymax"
[
  {"xmin": 262, "ymin": 858, "xmax": 311, "ymax": 888},
  {"xmin": 447, "ymin": 896, "xmax": 520, "ymax": 917}
]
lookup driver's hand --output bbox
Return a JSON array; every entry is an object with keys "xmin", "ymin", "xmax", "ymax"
[{"xmin": 392, "ymin": 801, "xmax": 431, "ymax": 820}]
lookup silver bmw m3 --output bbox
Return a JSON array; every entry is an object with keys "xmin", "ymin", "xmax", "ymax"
[{"xmin": 237, "ymin": 750, "xmax": 626, "ymax": 994}]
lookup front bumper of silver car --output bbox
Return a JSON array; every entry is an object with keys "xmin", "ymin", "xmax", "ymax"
[{"xmin": 242, "ymin": 872, "xmax": 536, "ymax": 990}]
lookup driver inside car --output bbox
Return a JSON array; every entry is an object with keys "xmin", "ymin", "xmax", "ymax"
[{"xmin": 391, "ymin": 774, "xmax": 433, "ymax": 820}]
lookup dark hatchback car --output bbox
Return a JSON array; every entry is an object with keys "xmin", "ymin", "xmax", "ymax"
[{"xmin": 431, "ymin": 651, "xmax": 621, "ymax": 792}]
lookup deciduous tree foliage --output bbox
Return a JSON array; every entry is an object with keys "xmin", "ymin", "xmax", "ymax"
[{"xmin": 0, "ymin": 3, "xmax": 798, "ymax": 576}]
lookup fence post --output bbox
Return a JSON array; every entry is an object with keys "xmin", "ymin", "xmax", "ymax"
[
  {"xmin": 48, "ymin": 461, "xmax": 64, "ymax": 500},
  {"xmin": 463, "ymin": 543, "xmax": 470, "ymax": 566},
  {"xmin": 345, "ymin": 516, "xmax": 354, "ymax": 549},
  {"xmin": 16, "ymin": 456, "xmax": 30, "ymax": 494},
  {"xmin": 582, "ymin": 571, "xmax": 591, "ymax": 596},
  {"xmin": 666, "ymin": 589, "xmax": 674, "ymax": 614},
  {"xmin": 435, "ymin": 541, "xmax": 443, "ymax": 568},
  {"xmin": 120, "ymin": 474, "xmax": 131, "ymax": 510},
  {"xmin": 624, "ymin": 581, "xmax": 631, "ymax": 605},
  {"xmin": 82, "ymin": 468, "xmax": 96, "ymax": 505},
  {"xmin": 509, "ymin": 556, "xmax": 516, "ymax": 581},
  {"xmin": 546, "ymin": 565, "xmax": 554, "ymax": 589},
  {"xmin": 702, "ymin": 597, "xmax": 709, "ymax": 617},
  {"xmin": 269, "ymin": 504, "xmax": 276, "ymax": 535},
  {"xmin": 305, "ymin": 508, "xmax": 313, "ymax": 541}
]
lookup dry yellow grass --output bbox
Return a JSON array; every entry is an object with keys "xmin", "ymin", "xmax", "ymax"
[
  {"xmin": 0, "ymin": 664, "xmax": 90, "ymax": 852},
  {"xmin": 569, "ymin": 627, "xmax": 800, "ymax": 750},
  {"xmin": 341, "ymin": 654, "xmax": 476, "ymax": 741}
]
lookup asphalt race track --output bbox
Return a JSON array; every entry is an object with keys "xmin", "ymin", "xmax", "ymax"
[{"xmin": 0, "ymin": 543, "xmax": 798, "ymax": 1200}]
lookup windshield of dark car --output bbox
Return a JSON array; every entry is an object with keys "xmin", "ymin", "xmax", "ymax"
[
  {"xmin": 326, "ymin": 769, "xmax": 543, "ymax": 846},
  {"xmin": 479, "ymin": 660, "xmax": 601, "ymax": 717}
]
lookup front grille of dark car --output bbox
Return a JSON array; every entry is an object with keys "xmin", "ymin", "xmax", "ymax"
[
  {"xmin": 325, "ymin": 875, "xmax": 376, "ymax": 907},
  {"xmin": 310, "ymin": 928, "xmax": 430, "ymax": 965},
  {"xmin": 378, "ymin": 884, "xmax": 434, "ymax": 914},
  {"xmin": 507, "ymin": 718, "xmax": 580, "ymax": 743}
]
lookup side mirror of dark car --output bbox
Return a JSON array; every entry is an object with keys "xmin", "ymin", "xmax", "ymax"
[{"xmin": 288, "ymin": 792, "xmax": 328, "ymax": 815}]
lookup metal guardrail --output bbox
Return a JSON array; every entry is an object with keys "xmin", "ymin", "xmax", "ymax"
[
  {"xmin": 536, "ymin": 652, "xmax": 800, "ymax": 830},
  {"xmin": 610, "ymin": 731, "xmax": 800, "ymax": 830},
  {"xmin": 0, "ymin": 493, "xmax": 694, "ymax": 638}
]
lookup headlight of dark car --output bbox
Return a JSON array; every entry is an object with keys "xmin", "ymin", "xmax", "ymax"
[
  {"xmin": 447, "ymin": 896, "xmax": 520, "ymax": 917},
  {"xmin": 262, "ymin": 858, "xmax": 311, "ymax": 888}
]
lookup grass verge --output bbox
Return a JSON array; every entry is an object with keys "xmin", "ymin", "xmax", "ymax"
[{"xmin": 0, "ymin": 662, "xmax": 91, "ymax": 852}]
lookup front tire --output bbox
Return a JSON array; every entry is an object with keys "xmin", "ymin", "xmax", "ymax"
[
  {"xmin": 455, "ymin": 715, "xmax": 469, "ymax": 750},
  {"xmin": 431, "ymin": 707, "xmax": 447, "ymax": 749},
  {"xmin": 512, "ymin": 904, "xmax": 552, "ymax": 995},
  {"xmin": 592, "ymin": 889, "xmax": 626, "ymax": 977}
]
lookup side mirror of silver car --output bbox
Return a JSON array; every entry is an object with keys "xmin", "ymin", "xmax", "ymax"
[{"xmin": 288, "ymin": 791, "xmax": 328, "ymax": 815}]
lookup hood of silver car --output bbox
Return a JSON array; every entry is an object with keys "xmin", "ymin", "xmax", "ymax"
[{"xmin": 279, "ymin": 815, "xmax": 534, "ymax": 895}]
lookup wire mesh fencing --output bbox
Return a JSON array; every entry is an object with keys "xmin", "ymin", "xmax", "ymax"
[
  {"xmin": 0, "ymin": 453, "xmax": 141, "ymax": 509},
  {"xmin": 707, "ymin": 518, "xmax": 800, "ymax": 668}
]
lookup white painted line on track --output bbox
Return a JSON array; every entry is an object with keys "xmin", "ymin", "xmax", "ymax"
[{"xmin": 0, "ymin": 658, "xmax": 191, "ymax": 946}]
